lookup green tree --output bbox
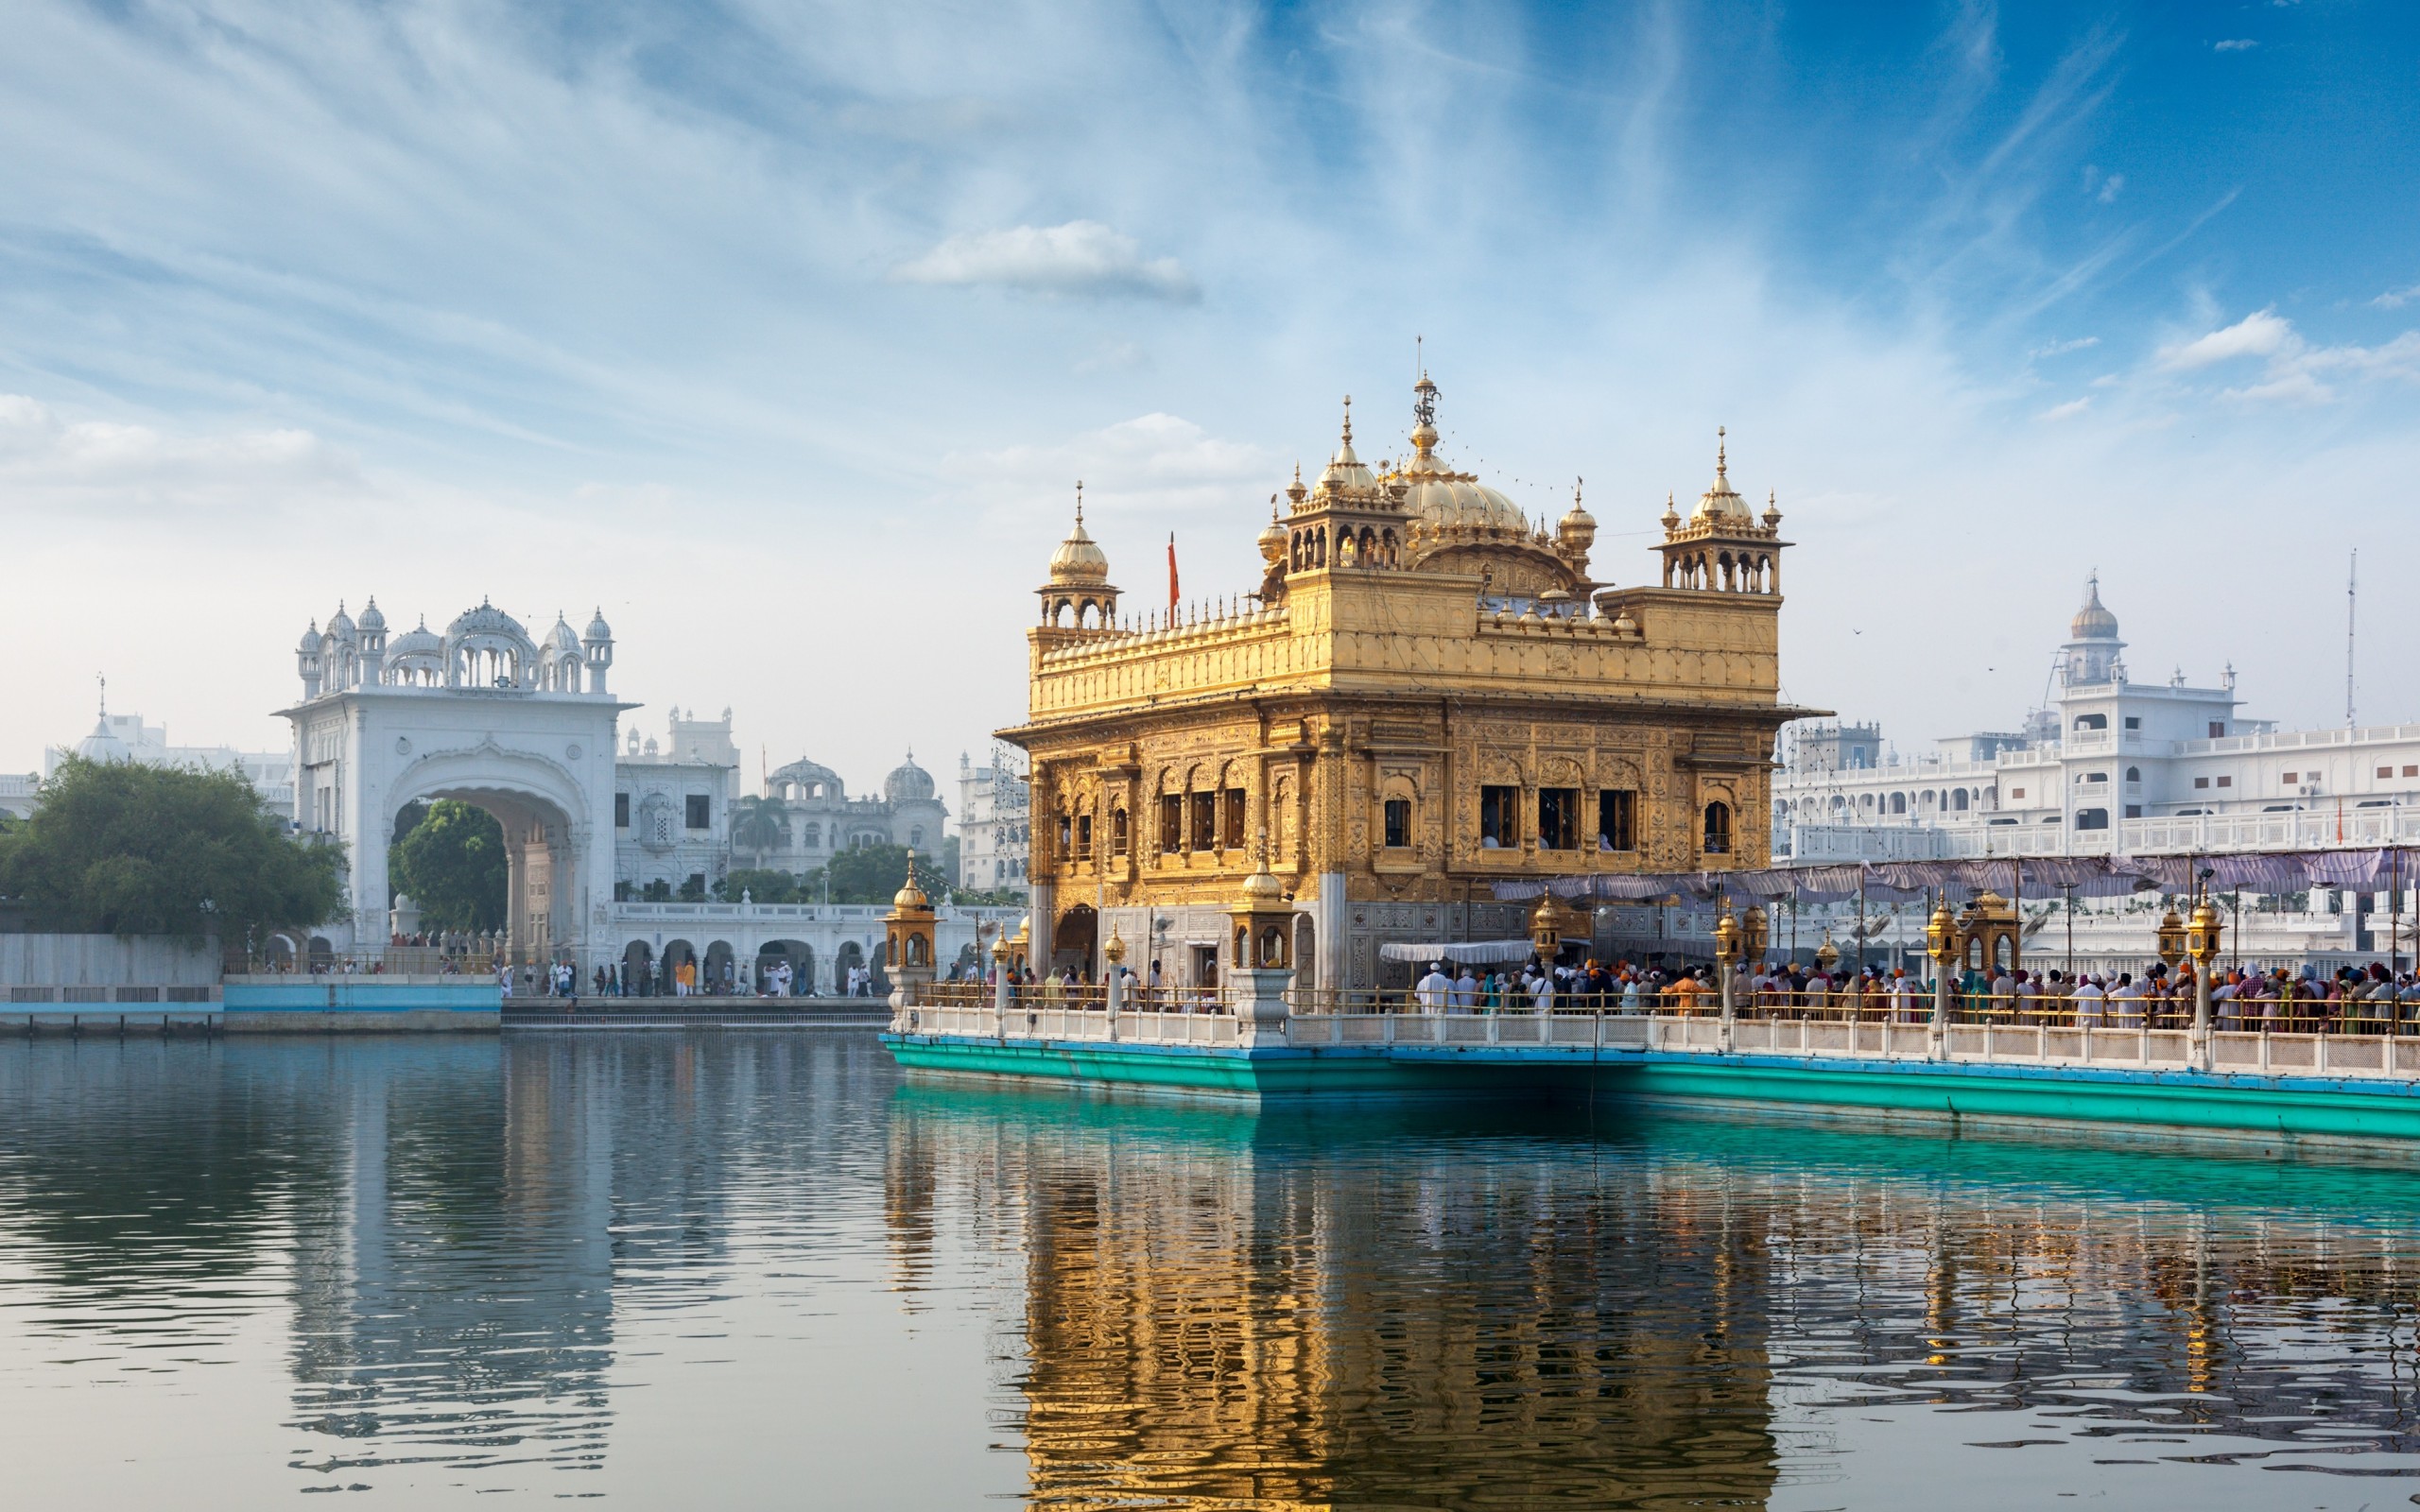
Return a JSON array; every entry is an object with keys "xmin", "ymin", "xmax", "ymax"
[
  {"xmin": 800, "ymin": 843, "xmax": 932, "ymax": 904},
  {"xmin": 729, "ymin": 795, "xmax": 789, "ymax": 862},
  {"xmin": 0, "ymin": 755, "xmax": 341, "ymax": 946},
  {"xmin": 389, "ymin": 799, "xmax": 508, "ymax": 932}
]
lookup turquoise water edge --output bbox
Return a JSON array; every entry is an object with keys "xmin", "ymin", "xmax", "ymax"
[{"xmin": 882, "ymin": 1031, "xmax": 2420, "ymax": 1149}]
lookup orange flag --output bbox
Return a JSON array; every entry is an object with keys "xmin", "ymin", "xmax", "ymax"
[{"xmin": 1167, "ymin": 532, "xmax": 1179, "ymax": 610}]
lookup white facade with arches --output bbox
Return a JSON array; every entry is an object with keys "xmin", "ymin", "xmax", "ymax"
[{"xmin": 284, "ymin": 597, "xmax": 629, "ymax": 971}]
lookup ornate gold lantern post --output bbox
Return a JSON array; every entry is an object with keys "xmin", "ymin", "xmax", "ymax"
[
  {"xmin": 2187, "ymin": 897, "xmax": 2224, "ymax": 1070},
  {"xmin": 990, "ymin": 933, "xmax": 1013, "ymax": 1020},
  {"xmin": 1925, "ymin": 901, "xmax": 1960, "ymax": 1057},
  {"xmin": 1226, "ymin": 843, "xmax": 1298, "ymax": 1038},
  {"xmin": 1713, "ymin": 898, "xmax": 1742, "ymax": 1053},
  {"xmin": 1103, "ymin": 930, "xmax": 1128, "ymax": 1018},
  {"xmin": 2154, "ymin": 906, "xmax": 2187, "ymax": 973},
  {"xmin": 882, "ymin": 850, "xmax": 939, "ymax": 1021}
]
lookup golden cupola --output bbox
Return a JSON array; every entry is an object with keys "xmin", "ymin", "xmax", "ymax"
[
  {"xmin": 1656, "ymin": 427, "xmax": 1789, "ymax": 595},
  {"xmin": 1387, "ymin": 374, "xmax": 1530, "ymax": 534},
  {"xmin": 1556, "ymin": 478, "xmax": 1597, "ymax": 557},
  {"xmin": 1038, "ymin": 485, "xmax": 1120, "ymax": 628}
]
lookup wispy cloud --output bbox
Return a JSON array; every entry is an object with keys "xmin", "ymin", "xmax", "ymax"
[
  {"xmin": 893, "ymin": 221, "xmax": 1200, "ymax": 302},
  {"xmin": 2030, "ymin": 335, "xmax": 2100, "ymax": 358},
  {"xmin": 2157, "ymin": 310, "xmax": 2420, "ymax": 403},
  {"xmin": 2375, "ymin": 283, "xmax": 2420, "ymax": 310},
  {"xmin": 2213, "ymin": 39, "xmax": 2258, "ymax": 52},
  {"xmin": 0, "ymin": 394, "xmax": 366, "ymax": 519},
  {"xmin": 2036, "ymin": 397, "xmax": 2091, "ymax": 421},
  {"xmin": 951, "ymin": 413, "xmax": 1273, "ymax": 529}
]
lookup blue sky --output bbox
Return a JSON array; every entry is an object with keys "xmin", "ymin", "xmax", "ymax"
[{"xmin": 4, "ymin": 0, "xmax": 2417, "ymax": 783}]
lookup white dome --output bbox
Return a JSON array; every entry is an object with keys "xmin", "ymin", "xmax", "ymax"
[
  {"xmin": 297, "ymin": 621, "xmax": 323, "ymax": 654},
  {"xmin": 584, "ymin": 608, "xmax": 613, "ymax": 643},
  {"xmin": 76, "ymin": 717, "xmax": 131, "ymax": 765},
  {"xmin": 546, "ymin": 615, "xmax": 580, "ymax": 655},
  {"xmin": 446, "ymin": 599, "xmax": 527, "ymax": 640},
  {"xmin": 388, "ymin": 620, "xmax": 441, "ymax": 658},
  {"xmin": 356, "ymin": 596, "xmax": 387, "ymax": 634},
  {"xmin": 324, "ymin": 603, "xmax": 356, "ymax": 642},
  {"xmin": 884, "ymin": 753, "xmax": 936, "ymax": 803}
]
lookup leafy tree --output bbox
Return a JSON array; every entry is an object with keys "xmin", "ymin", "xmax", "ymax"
[
  {"xmin": 715, "ymin": 868, "xmax": 804, "ymax": 903},
  {"xmin": 640, "ymin": 879, "xmax": 672, "ymax": 902},
  {"xmin": 677, "ymin": 873, "xmax": 707, "ymax": 902},
  {"xmin": 0, "ymin": 755, "xmax": 341, "ymax": 945},
  {"xmin": 729, "ymin": 795, "xmax": 789, "ymax": 861},
  {"xmin": 389, "ymin": 799, "xmax": 508, "ymax": 932},
  {"xmin": 799, "ymin": 843, "xmax": 931, "ymax": 905}
]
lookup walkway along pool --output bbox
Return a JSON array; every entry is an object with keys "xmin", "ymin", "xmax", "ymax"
[{"xmin": 883, "ymin": 1005, "xmax": 2420, "ymax": 1149}]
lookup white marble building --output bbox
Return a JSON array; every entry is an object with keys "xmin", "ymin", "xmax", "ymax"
[
  {"xmin": 20, "ymin": 698, "xmax": 296, "ymax": 818},
  {"xmin": 1777, "ymin": 576, "xmax": 2420, "ymax": 862},
  {"xmin": 277, "ymin": 594, "xmax": 986, "ymax": 991},
  {"xmin": 956, "ymin": 744, "xmax": 1028, "ymax": 896}
]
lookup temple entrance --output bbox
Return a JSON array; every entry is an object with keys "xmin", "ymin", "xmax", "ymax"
[
  {"xmin": 835, "ymin": 940, "xmax": 866, "ymax": 995},
  {"xmin": 622, "ymin": 940, "xmax": 654, "ymax": 995},
  {"xmin": 1054, "ymin": 904, "xmax": 1098, "ymax": 973}
]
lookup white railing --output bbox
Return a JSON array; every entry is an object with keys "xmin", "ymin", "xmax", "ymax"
[{"xmin": 891, "ymin": 1006, "xmax": 2420, "ymax": 1080}]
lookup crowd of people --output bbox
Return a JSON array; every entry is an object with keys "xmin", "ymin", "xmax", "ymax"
[{"xmin": 1387, "ymin": 954, "xmax": 2420, "ymax": 1034}]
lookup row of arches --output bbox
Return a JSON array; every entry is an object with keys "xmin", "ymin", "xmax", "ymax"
[
  {"xmin": 1665, "ymin": 548, "xmax": 1776, "ymax": 593},
  {"xmin": 616, "ymin": 937, "xmax": 877, "ymax": 996},
  {"xmin": 1290, "ymin": 522, "xmax": 1401, "ymax": 572},
  {"xmin": 1045, "ymin": 593, "xmax": 1115, "ymax": 628},
  {"xmin": 1789, "ymin": 785, "xmax": 1994, "ymax": 819}
]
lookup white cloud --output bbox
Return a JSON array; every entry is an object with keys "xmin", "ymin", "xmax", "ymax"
[
  {"xmin": 2036, "ymin": 397, "xmax": 2091, "ymax": 421},
  {"xmin": 892, "ymin": 221, "xmax": 1200, "ymax": 302},
  {"xmin": 0, "ymin": 394, "xmax": 366, "ymax": 519},
  {"xmin": 2096, "ymin": 172, "xmax": 2125, "ymax": 203},
  {"xmin": 2374, "ymin": 283, "xmax": 2420, "ymax": 310},
  {"xmin": 2030, "ymin": 335, "xmax": 2100, "ymax": 358},
  {"xmin": 951, "ymin": 412, "xmax": 1274, "ymax": 526},
  {"xmin": 2157, "ymin": 308, "xmax": 2297, "ymax": 369},
  {"xmin": 2159, "ymin": 313, "xmax": 2420, "ymax": 404},
  {"xmin": 2213, "ymin": 38, "xmax": 2258, "ymax": 52}
]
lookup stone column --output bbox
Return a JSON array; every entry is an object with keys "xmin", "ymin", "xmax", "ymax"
[{"xmin": 1233, "ymin": 965, "xmax": 1293, "ymax": 1045}]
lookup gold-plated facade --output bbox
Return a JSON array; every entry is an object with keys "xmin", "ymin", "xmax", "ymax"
[{"xmin": 1003, "ymin": 377, "xmax": 1821, "ymax": 990}]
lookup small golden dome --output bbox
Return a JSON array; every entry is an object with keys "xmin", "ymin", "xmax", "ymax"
[
  {"xmin": 1242, "ymin": 864, "xmax": 1285, "ymax": 902},
  {"xmin": 1691, "ymin": 427, "xmax": 1754, "ymax": 524},
  {"xmin": 891, "ymin": 849, "xmax": 931, "ymax": 910},
  {"xmin": 1557, "ymin": 478, "xmax": 1596, "ymax": 547},
  {"xmin": 1047, "ymin": 490, "xmax": 1110, "ymax": 583},
  {"xmin": 1257, "ymin": 503, "xmax": 1288, "ymax": 564}
]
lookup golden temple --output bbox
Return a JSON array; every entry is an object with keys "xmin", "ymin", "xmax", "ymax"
[{"xmin": 1002, "ymin": 375, "xmax": 1821, "ymax": 994}]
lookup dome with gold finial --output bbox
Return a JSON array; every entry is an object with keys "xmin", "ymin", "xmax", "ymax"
[
  {"xmin": 2070, "ymin": 571, "xmax": 2119, "ymax": 641},
  {"xmin": 1556, "ymin": 477, "xmax": 1596, "ymax": 553},
  {"xmin": 1047, "ymin": 487, "xmax": 1111, "ymax": 583},
  {"xmin": 1257, "ymin": 499, "xmax": 1288, "ymax": 564},
  {"xmin": 891, "ymin": 849, "xmax": 931, "ymax": 911},
  {"xmin": 1315, "ymin": 398, "xmax": 1379, "ymax": 496},
  {"xmin": 1690, "ymin": 428, "xmax": 1754, "ymax": 524},
  {"xmin": 1386, "ymin": 374, "xmax": 1529, "ymax": 532}
]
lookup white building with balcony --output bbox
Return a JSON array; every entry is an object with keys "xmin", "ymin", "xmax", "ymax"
[{"xmin": 1777, "ymin": 576, "xmax": 2420, "ymax": 864}]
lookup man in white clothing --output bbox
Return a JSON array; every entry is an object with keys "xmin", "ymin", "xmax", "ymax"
[
  {"xmin": 1415, "ymin": 964, "xmax": 1451, "ymax": 1013},
  {"xmin": 1453, "ymin": 968, "xmax": 1478, "ymax": 1012},
  {"xmin": 2073, "ymin": 973, "xmax": 2107, "ymax": 1028}
]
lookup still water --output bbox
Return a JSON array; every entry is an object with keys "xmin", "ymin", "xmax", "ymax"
[{"xmin": 5, "ymin": 1033, "xmax": 2420, "ymax": 1509}]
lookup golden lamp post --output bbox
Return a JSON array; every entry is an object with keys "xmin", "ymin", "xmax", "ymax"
[
  {"xmin": 2187, "ymin": 897, "xmax": 2224, "ymax": 1069},
  {"xmin": 1924, "ymin": 901, "xmax": 1960, "ymax": 1057},
  {"xmin": 1713, "ymin": 899, "xmax": 1742, "ymax": 1051}
]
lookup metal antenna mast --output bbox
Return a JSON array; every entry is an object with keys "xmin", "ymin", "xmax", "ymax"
[{"xmin": 2347, "ymin": 547, "xmax": 2360, "ymax": 730}]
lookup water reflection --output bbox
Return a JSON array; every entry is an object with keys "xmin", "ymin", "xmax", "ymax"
[
  {"xmin": 3, "ymin": 1034, "xmax": 2420, "ymax": 1507},
  {"xmin": 887, "ymin": 1089, "xmax": 2420, "ymax": 1508}
]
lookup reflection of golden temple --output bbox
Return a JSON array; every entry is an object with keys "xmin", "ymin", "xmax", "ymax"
[{"xmin": 1006, "ymin": 378, "xmax": 1822, "ymax": 989}]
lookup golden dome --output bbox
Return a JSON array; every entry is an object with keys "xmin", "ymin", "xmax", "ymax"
[
  {"xmin": 1557, "ymin": 479, "xmax": 1596, "ymax": 548},
  {"xmin": 1316, "ymin": 397, "xmax": 1379, "ymax": 495},
  {"xmin": 1257, "ymin": 502, "xmax": 1288, "ymax": 564},
  {"xmin": 1047, "ymin": 491, "xmax": 1110, "ymax": 583},
  {"xmin": 1388, "ymin": 377, "xmax": 1528, "ymax": 533},
  {"xmin": 891, "ymin": 850, "xmax": 931, "ymax": 910},
  {"xmin": 1241, "ymin": 861, "xmax": 1286, "ymax": 902},
  {"xmin": 1690, "ymin": 428, "xmax": 1754, "ymax": 525}
]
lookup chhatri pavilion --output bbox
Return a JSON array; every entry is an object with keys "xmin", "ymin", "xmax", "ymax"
[{"xmin": 1002, "ymin": 375, "xmax": 1820, "ymax": 995}]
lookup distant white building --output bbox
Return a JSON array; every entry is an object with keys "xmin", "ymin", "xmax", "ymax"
[
  {"xmin": 28, "ymin": 697, "xmax": 295, "ymax": 817},
  {"xmin": 956, "ymin": 744, "xmax": 1029, "ymax": 896},
  {"xmin": 1777, "ymin": 575, "xmax": 2420, "ymax": 862}
]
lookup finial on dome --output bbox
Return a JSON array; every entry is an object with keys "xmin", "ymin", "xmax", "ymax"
[
  {"xmin": 1716, "ymin": 426, "xmax": 1727, "ymax": 478},
  {"xmin": 1075, "ymin": 479, "xmax": 1083, "ymax": 524},
  {"xmin": 1763, "ymin": 489, "xmax": 1782, "ymax": 527},
  {"xmin": 1340, "ymin": 395, "xmax": 1353, "ymax": 446}
]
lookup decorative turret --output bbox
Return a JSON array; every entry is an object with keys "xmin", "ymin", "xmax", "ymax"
[
  {"xmin": 297, "ymin": 619, "xmax": 324, "ymax": 699},
  {"xmin": 1038, "ymin": 483, "xmax": 1120, "ymax": 629},
  {"xmin": 582, "ymin": 608, "xmax": 614, "ymax": 693},
  {"xmin": 1655, "ymin": 427, "xmax": 1789, "ymax": 596},
  {"xmin": 2059, "ymin": 572, "xmax": 2125, "ymax": 686},
  {"xmin": 884, "ymin": 850, "xmax": 941, "ymax": 1013},
  {"xmin": 1555, "ymin": 477, "xmax": 1596, "ymax": 566}
]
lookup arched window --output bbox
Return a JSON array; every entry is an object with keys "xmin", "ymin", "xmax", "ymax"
[
  {"xmin": 1952, "ymin": 789, "xmax": 1969, "ymax": 812},
  {"xmin": 1889, "ymin": 792, "xmax": 1906, "ymax": 815},
  {"xmin": 1110, "ymin": 807, "xmax": 1130, "ymax": 856},
  {"xmin": 1703, "ymin": 801, "xmax": 1733, "ymax": 854},
  {"xmin": 2075, "ymin": 807, "xmax": 2110, "ymax": 831},
  {"xmin": 2124, "ymin": 766, "xmax": 2140, "ymax": 783}
]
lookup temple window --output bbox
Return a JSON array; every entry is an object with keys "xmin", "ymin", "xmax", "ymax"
[
  {"xmin": 1383, "ymin": 799, "xmax": 1410, "ymax": 849},
  {"xmin": 1479, "ymin": 785, "xmax": 1518, "ymax": 849},
  {"xmin": 1189, "ymin": 792, "xmax": 1218, "ymax": 851},
  {"xmin": 1159, "ymin": 794, "xmax": 1183, "ymax": 851},
  {"xmin": 1074, "ymin": 813, "xmax": 1092, "ymax": 861},
  {"xmin": 1537, "ymin": 787, "xmax": 1581, "ymax": 850},
  {"xmin": 614, "ymin": 793, "xmax": 630, "ymax": 828},
  {"xmin": 1110, "ymin": 808, "xmax": 1130, "ymax": 856},
  {"xmin": 685, "ymin": 795, "xmax": 710, "ymax": 829},
  {"xmin": 1220, "ymin": 788, "xmax": 1247, "ymax": 850},
  {"xmin": 1598, "ymin": 790, "xmax": 1635, "ymax": 850},
  {"xmin": 1702, "ymin": 800, "xmax": 1733, "ymax": 854}
]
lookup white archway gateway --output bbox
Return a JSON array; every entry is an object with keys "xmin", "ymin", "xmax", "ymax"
[{"xmin": 282, "ymin": 598, "xmax": 631, "ymax": 975}]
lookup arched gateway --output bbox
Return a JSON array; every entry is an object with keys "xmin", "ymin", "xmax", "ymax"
[{"xmin": 282, "ymin": 598, "xmax": 630, "ymax": 975}]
